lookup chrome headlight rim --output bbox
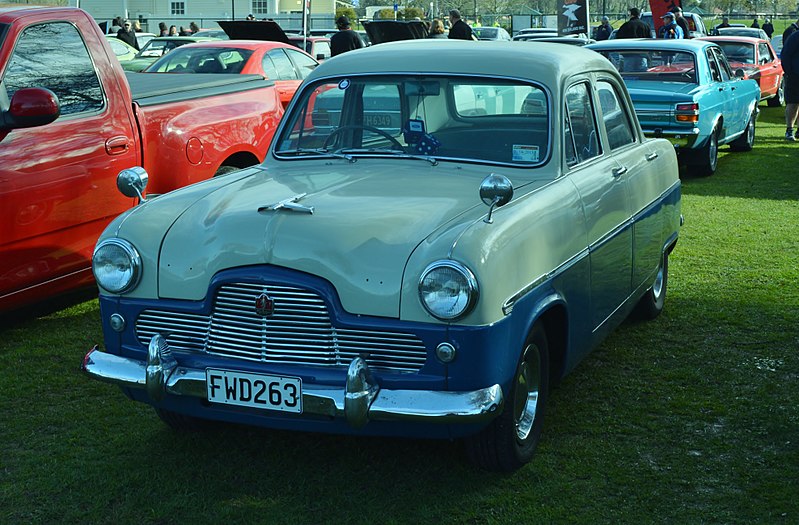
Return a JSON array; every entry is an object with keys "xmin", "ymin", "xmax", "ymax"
[
  {"xmin": 92, "ymin": 238, "xmax": 142, "ymax": 294},
  {"xmin": 418, "ymin": 260, "xmax": 479, "ymax": 321}
]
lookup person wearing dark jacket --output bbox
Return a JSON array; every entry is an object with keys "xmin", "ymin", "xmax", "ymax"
[
  {"xmin": 762, "ymin": 19, "xmax": 774, "ymax": 38},
  {"xmin": 783, "ymin": 19, "xmax": 799, "ymax": 47},
  {"xmin": 116, "ymin": 20, "xmax": 139, "ymax": 50},
  {"xmin": 330, "ymin": 16, "xmax": 363, "ymax": 57},
  {"xmin": 595, "ymin": 16, "xmax": 612, "ymax": 41},
  {"xmin": 781, "ymin": 31, "xmax": 799, "ymax": 141},
  {"xmin": 673, "ymin": 7, "xmax": 690, "ymax": 38},
  {"xmin": 616, "ymin": 8, "xmax": 651, "ymax": 39},
  {"xmin": 447, "ymin": 9, "xmax": 473, "ymax": 40}
]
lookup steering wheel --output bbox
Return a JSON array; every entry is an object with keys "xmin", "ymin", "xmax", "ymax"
[{"xmin": 323, "ymin": 124, "xmax": 404, "ymax": 152}]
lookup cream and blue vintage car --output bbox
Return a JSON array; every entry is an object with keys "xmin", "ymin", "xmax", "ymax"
[{"xmin": 82, "ymin": 41, "xmax": 682, "ymax": 471}]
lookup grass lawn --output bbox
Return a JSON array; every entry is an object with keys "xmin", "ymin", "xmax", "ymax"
[{"xmin": 1, "ymin": 104, "xmax": 798, "ymax": 524}]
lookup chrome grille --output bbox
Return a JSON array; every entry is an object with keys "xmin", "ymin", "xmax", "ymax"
[{"xmin": 135, "ymin": 282, "xmax": 427, "ymax": 372}]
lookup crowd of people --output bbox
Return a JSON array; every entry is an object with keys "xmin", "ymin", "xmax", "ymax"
[{"xmin": 111, "ymin": 15, "xmax": 200, "ymax": 47}]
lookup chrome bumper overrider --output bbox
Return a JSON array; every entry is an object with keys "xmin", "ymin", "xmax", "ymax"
[{"xmin": 81, "ymin": 335, "xmax": 504, "ymax": 428}]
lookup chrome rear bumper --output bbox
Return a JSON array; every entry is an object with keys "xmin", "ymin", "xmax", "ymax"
[{"xmin": 81, "ymin": 335, "xmax": 504, "ymax": 428}]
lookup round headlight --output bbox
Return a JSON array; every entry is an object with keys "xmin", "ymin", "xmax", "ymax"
[
  {"xmin": 419, "ymin": 261, "xmax": 478, "ymax": 321},
  {"xmin": 92, "ymin": 239, "xmax": 142, "ymax": 294}
]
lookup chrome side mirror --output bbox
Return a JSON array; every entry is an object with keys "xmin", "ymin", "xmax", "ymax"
[
  {"xmin": 479, "ymin": 173, "xmax": 513, "ymax": 223},
  {"xmin": 117, "ymin": 167, "xmax": 149, "ymax": 204}
]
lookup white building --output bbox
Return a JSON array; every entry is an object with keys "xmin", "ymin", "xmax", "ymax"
[{"xmin": 71, "ymin": 0, "xmax": 336, "ymax": 31}]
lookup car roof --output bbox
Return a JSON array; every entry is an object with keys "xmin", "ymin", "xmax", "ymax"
[
  {"xmin": 169, "ymin": 39, "xmax": 298, "ymax": 50},
  {"xmin": 588, "ymin": 38, "xmax": 715, "ymax": 52},
  {"xmin": 699, "ymin": 35, "xmax": 767, "ymax": 44},
  {"xmin": 304, "ymin": 40, "xmax": 615, "ymax": 84}
]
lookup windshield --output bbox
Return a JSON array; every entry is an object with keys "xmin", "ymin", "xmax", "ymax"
[
  {"xmin": 145, "ymin": 47, "xmax": 254, "ymax": 73},
  {"xmin": 274, "ymin": 75, "xmax": 550, "ymax": 166},
  {"xmin": 595, "ymin": 50, "xmax": 697, "ymax": 83}
]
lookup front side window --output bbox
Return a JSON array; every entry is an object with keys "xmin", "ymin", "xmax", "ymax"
[
  {"xmin": 274, "ymin": 75, "xmax": 550, "ymax": 166},
  {"xmin": 286, "ymin": 49, "xmax": 318, "ymax": 79},
  {"xmin": 2, "ymin": 22, "xmax": 103, "ymax": 116}
]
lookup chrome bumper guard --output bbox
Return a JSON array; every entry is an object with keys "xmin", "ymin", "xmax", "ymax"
[{"xmin": 81, "ymin": 335, "xmax": 504, "ymax": 428}]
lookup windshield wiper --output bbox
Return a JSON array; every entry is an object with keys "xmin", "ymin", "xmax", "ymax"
[
  {"xmin": 281, "ymin": 148, "xmax": 355, "ymax": 162},
  {"xmin": 339, "ymin": 148, "xmax": 439, "ymax": 165}
]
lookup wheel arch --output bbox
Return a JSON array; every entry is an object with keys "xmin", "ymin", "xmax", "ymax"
[{"xmin": 218, "ymin": 151, "xmax": 261, "ymax": 171}]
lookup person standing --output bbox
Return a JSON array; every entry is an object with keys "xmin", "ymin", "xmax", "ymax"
[
  {"xmin": 158, "ymin": 22, "xmax": 168, "ymax": 36},
  {"xmin": 616, "ymin": 8, "xmax": 651, "ymax": 39},
  {"xmin": 673, "ymin": 7, "xmax": 690, "ymax": 38},
  {"xmin": 168, "ymin": 25, "xmax": 178, "ymax": 36},
  {"xmin": 762, "ymin": 18, "xmax": 774, "ymax": 39},
  {"xmin": 428, "ymin": 19, "xmax": 447, "ymax": 39},
  {"xmin": 658, "ymin": 13, "xmax": 683, "ymax": 39},
  {"xmin": 116, "ymin": 20, "xmax": 139, "ymax": 50},
  {"xmin": 780, "ymin": 30, "xmax": 799, "ymax": 141},
  {"xmin": 751, "ymin": 18, "xmax": 760, "ymax": 29},
  {"xmin": 189, "ymin": 22, "xmax": 200, "ymax": 34},
  {"xmin": 330, "ymin": 16, "xmax": 363, "ymax": 57},
  {"xmin": 595, "ymin": 16, "xmax": 612, "ymax": 41},
  {"xmin": 783, "ymin": 18, "xmax": 799, "ymax": 46},
  {"xmin": 447, "ymin": 9, "xmax": 473, "ymax": 40}
]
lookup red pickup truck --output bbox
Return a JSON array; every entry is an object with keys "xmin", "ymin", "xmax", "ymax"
[{"xmin": 0, "ymin": 7, "xmax": 284, "ymax": 314}]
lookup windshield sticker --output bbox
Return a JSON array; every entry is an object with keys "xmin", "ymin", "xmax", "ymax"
[
  {"xmin": 512, "ymin": 145, "xmax": 539, "ymax": 162},
  {"xmin": 338, "ymin": 79, "xmax": 351, "ymax": 90}
]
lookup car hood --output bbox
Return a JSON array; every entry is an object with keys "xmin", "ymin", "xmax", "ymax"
[
  {"xmin": 150, "ymin": 162, "xmax": 497, "ymax": 317},
  {"xmin": 217, "ymin": 20, "xmax": 290, "ymax": 43},
  {"xmin": 362, "ymin": 20, "xmax": 429, "ymax": 44}
]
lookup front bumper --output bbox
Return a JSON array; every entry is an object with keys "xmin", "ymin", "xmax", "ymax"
[{"xmin": 81, "ymin": 334, "xmax": 504, "ymax": 429}]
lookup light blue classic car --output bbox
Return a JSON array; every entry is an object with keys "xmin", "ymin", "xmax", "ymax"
[
  {"xmin": 588, "ymin": 39, "xmax": 761, "ymax": 176},
  {"xmin": 82, "ymin": 41, "xmax": 682, "ymax": 471}
]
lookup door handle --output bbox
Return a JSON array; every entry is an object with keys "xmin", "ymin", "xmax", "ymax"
[
  {"xmin": 646, "ymin": 153, "xmax": 658, "ymax": 161},
  {"xmin": 612, "ymin": 166, "xmax": 628, "ymax": 177},
  {"xmin": 105, "ymin": 136, "xmax": 131, "ymax": 155}
]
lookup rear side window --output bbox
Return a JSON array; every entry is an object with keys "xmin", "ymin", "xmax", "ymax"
[
  {"xmin": 597, "ymin": 81, "xmax": 635, "ymax": 151},
  {"xmin": 565, "ymin": 82, "xmax": 600, "ymax": 166},
  {"xmin": 2, "ymin": 22, "xmax": 103, "ymax": 115}
]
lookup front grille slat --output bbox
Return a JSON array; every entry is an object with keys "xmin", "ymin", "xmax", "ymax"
[{"xmin": 135, "ymin": 281, "xmax": 426, "ymax": 372}]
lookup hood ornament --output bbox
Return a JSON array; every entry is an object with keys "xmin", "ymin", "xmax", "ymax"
[{"xmin": 258, "ymin": 193, "xmax": 314, "ymax": 214}]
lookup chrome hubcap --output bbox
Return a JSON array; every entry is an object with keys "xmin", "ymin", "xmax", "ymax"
[
  {"xmin": 652, "ymin": 258, "xmax": 665, "ymax": 300},
  {"xmin": 514, "ymin": 344, "xmax": 541, "ymax": 441}
]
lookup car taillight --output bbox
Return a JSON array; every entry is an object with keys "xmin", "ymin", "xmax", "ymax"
[{"xmin": 675, "ymin": 103, "xmax": 699, "ymax": 123}]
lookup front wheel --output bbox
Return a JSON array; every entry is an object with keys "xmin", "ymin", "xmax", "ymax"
[{"xmin": 464, "ymin": 323, "xmax": 550, "ymax": 472}]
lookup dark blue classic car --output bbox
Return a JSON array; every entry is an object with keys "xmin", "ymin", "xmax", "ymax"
[{"xmin": 588, "ymin": 39, "xmax": 760, "ymax": 176}]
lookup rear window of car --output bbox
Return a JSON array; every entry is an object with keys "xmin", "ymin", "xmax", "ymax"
[{"xmin": 595, "ymin": 50, "xmax": 698, "ymax": 83}]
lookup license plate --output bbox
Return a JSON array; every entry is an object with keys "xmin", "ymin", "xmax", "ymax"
[
  {"xmin": 364, "ymin": 113, "xmax": 392, "ymax": 127},
  {"xmin": 206, "ymin": 369, "xmax": 302, "ymax": 414}
]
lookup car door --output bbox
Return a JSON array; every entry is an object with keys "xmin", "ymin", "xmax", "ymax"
[
  {"xmin": 595, "ymin": 78, "xmax": 663, "ymax": 294},
  {"xmin": 565, "ymin": 80, "xmax": 633, "ymax": 330},
  {"xmin": 709, "ymin": 47, "xmax": 747, "ymax": 137},
  {"xmin": 0, "ymin": 21, "xmax": 139, "ymax": 307},
  {"xmin": 757, "ymin": 42, "xmax": 781, "ymax": 98}
]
